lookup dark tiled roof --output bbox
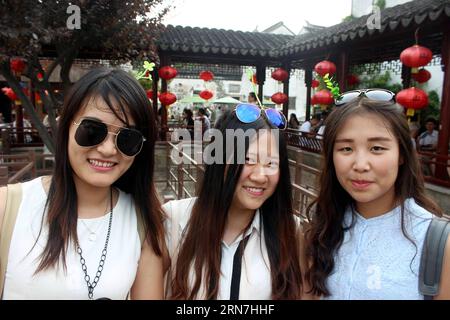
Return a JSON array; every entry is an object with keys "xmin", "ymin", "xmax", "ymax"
[
  {"xmin": 157, "ymin": 25, "xmax": 293, "ymax": 58},
  {"xmin": 279, "ymin": 0, "xmax": 450, "ymax": 56}
]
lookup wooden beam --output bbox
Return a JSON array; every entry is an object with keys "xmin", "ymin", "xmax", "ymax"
[
  {"xmin": 256, "ymin": 64, "xmax": 266, "ymax": 103},
  {"xmin": 282, "ymin": 61, "xmax": 290, "ymax": 118},
  {"xmin": 304, "ymin": 65, "xmax": 313, "ymax": 121},
  {"xmin": 401, "ymin": 64, "xmax": 411, "ymax": 89},
  {"xmin": 337, "ymin": 50, "xmax": 348, "ymax": 93},
  {"xmin": 435, "ymin": 22, "xmax": 450, "ymax": 179}
]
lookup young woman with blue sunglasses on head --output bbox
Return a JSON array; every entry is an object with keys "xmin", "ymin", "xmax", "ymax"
[
  {"xmin": 163, "ymin": 107, "xmax": 303, "ymax": 300},
  {"xmin": 0, "ymin": 68, "xmax": 166, "ymax": 299},
  {"xmin": 302, "ymin": 90, "xmax": 449, "ymax": 300}
]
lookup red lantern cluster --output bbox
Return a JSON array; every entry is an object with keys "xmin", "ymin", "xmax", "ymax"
[
  {"xmin": 311, "ymin": 79, "xmax": 320, "ymax": 88},
  {"xmin": 199, "ymin": 71, "xmax": 214, "ymax": 82},
  {"xmin": 396, "ymin": 87, "xmax": 428, "ymax": 110},
  {"xmin": 411, "ymin": 68, "xmax": 431, "ymax": 83},
  {"xmin": 158, "ymin": 66, "xmax": 177, "ymax": 80},
  {"xmin": 2, "ymin": 87, "xmax": 18, "ymax": 101},
  {"xmin": 347, "ymin": 74, "xmax": 359, "ymax": 86},
  {"xmin": 311, "ymin": 95, "xmax": 318, "ymax": 105},
  {"xmin": 271, "ymin": 92, "xmax": 288, "ymax": 105},
  {"xmin": 146, "ymin": 89, "xmax": 160, "ymax": 101},
  {"xmin": 312, "ymin": 90, "xmax": 333, "ymax": 105},
  {"xmin": 199, "ymin": 90, "xmax": 214, "ymax": 101},
  {"xmin": 400, "ymin": 45, "xmax": 433, "ymax": 70},
  {"xmin": 271, "ymin": 68, "xmax": 289, "ymax": 82},
  {"xmin": 159, "ymin": 92, "xmax": 177, "ymax": 106},
  {"xmin": 10, "ymin": 58, "xmax": 26, "ymax": 74},
  {"xmin": 314, "ymin": 60, "xmax": 336, "ymax": 77}
]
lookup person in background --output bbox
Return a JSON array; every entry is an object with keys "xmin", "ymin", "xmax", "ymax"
[
  {"xmin": 316, "ymin": 111, "xmax": 329, "ymax": 140},
  {"xmin": 288, "ymin": 113, "xmax": 300, "ymax": 130},
  {"xmin": 299, "ymin": 114, "xmax": 320, "ymax": 136},
  {"xmin": 248, "ymin": 92, "xmax": 258, "ymax": 105},
  {"xmin": 196, "ymin": 107, "xmax": 210, "ymax": 134},
  {"xmin": 417, "ymin": 117, "xmax": 439, "ymax": 176},
  {"xmin": 182, "ymin": 108, "xmax": 194, "ymax": 140}
]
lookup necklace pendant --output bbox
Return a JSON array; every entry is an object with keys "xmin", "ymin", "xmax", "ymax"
[{"xmin": 89, "ymin": 232, "xmax": 96, "ymax": 242}]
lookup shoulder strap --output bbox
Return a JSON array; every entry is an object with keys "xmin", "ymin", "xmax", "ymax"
[
  {"xmin": 0, "ymin": 183, "xmax": 23, "ymax": 296},
  {"xmin": 419, "ymin": 218, "xmax": 450, "ymax": 299}
]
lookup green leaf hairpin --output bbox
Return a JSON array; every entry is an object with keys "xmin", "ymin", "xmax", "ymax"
[
  {"xmin": 135, "ymin": 61, "xmax": 155, "ymax": 81},
  {"xmin": 323, "ymin": 73, "xmax": 341, "ymax": 100}
]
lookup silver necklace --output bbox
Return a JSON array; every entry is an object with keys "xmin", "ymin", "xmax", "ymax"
[
  {"xmin": 76, "ymin": 187, "xmax": 113, "ymax": 300},
  {"xmin": 80, "ymin": 217, "xmax": 107, "ymax": 242}
]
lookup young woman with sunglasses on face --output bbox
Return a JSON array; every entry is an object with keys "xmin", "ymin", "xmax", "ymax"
[
  {"xmin": 303, "ymin": 90, "xmax": 449, "ymax": 299},
  {"xmin": 0, "ymin": 68, "xmax": 165, "ymax": 299},
  {"xmin": 163, "ymin": 106, "xmax": 303, "ymax": 299}
]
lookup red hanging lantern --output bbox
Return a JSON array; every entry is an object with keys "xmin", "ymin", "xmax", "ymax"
[
  {"xmin": 271, "ymin": 68, "xmax": 289, "ymax": 82},
  {"xmin": 10, "ymin": 58, "xmax": 26, "ymax": 74},
  {"xmin": 158, "ymin": 92, "xmax": 177, "ymax": 105},
  {"xmin": 271, "ymin": 92, "xmax": 288, "ymax": 105},
  {"xmin": 158, "ymin": 66, "xmax": 177, "ymax": 80},
  {"xmin": 251, "ymin": 74, "xmax": 258, "ymax": 85},
  {"xmin": 199, "ymin": 71, "xmax": 214, "ymax": 82},
  {"xmin": 2, "ymin": 87, "xmax": 18, "ymax": 101},
  {"xmin": 37, "ymin": 72, "xmax": 44, "ymax": 81},
  {"xmin": 199, "ymin": 90, "xmax": 214, "ymax": 101},
  {"xmin": 146, "ymin": 89, "xmax": 160, "ymax": 101},
  {"xmin": 347, "ymin": 74, "xmax": 359, "ymax": 86},
  {"xmin": 310, "ymin": 95, "xmax": 318, "ymax": 105},
  {"xmin": 411, "ymin": 68, "xmax": 431, "ymax": 83},
  {"xmin": 314, "ymin": 60, "xmax": 336, "ymax": 77},
  {"xmin": 400, "ymin": 45, "xmax": 433, "ymax": 73},
  {"xmin": 311, "ymin": 79, "xmax": 320, "ymax": 88},
  {"xmin": 313, "ymin": 90, "xmax": 334, "ymax": 105},
  {"xmin": 396, "ymin": 87, "xmax": 428, "ymax": 110}
]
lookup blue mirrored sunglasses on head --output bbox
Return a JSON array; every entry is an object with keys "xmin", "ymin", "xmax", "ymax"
[
  {"xmin": 335, "ymin": 88, "xmax": 395, "ymax": 106},
  {"xmin": 235, "ymin": 103, "xmax": 287, "ymax": 129}
]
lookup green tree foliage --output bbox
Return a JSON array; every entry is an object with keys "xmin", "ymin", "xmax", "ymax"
[
  {"xmin": 418, "ymin": 90, "xmax": 441, "ymax": 124},
  {"xmin": 357, "ymin": 71, "xmax": 403, "ymax": 93},
  {"xmin": 0, "ymin": 0, "xmax": 171, "ymax": 153},
  {"xmin": 374, "ymin": 0, "xmax": 386, "ymax": 10}
]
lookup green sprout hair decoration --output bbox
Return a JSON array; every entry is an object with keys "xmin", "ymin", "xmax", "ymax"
[
  {"xmin": 135, "ymin": 61, "xmax": 155, "ymax": 81},
  {"xmin": 245, "ymin": 68, "xmax": 263, "ymax": 107},
  {"xmin": 323, "ymin": 73, "xmax": 341, "ymax": 100}
]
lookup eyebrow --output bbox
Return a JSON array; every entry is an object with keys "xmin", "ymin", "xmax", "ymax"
[{"xmin": 335, "ymin": 137, "xmax": 393, "ymax": 143}]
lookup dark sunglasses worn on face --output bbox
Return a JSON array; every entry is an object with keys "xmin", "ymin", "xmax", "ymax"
[
  {"xmin": 235, "ymin": 103, "xmax": 287, "ymax": 129},
  {"xmin": 334, "ymin": 89, "xmax": 395, "ymax": 106},
  {"xmin": 73, "ymin": 118, "xmax": 146, "ymax": 157}
]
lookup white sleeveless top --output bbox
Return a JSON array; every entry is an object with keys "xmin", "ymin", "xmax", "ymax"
[
  {"xmin": 3, "ymin": 177, "xmax": 141, "ymax": 300},
  {"xmin": 324, "ymin": 198, "xmax": 433, "ymax": 300},
  {"xmin": 163, "ymin": 198, "xmax": 289, "ymax": 300}
]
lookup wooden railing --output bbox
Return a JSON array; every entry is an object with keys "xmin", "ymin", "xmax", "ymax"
[
  {"xmin": 417, "ymin": 151, "xmax": 450, "ymax": 188},
  {"xmin": 0, "ymin": 151, "xmax": 55, "ymax": 185},
  {"xmin": 284, "ymin": 129, "xmax": 323, "ymax": 153}
]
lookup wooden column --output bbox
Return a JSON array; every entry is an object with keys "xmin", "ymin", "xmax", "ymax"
[
  {"xmin": 435, "ymin": 23, "xmax": 450, "ymax": 179},
  {"xmin": 282, "ymin": 62, "xmax": 291, "ymax": 117},
  {"xmin": 337, "ymin": 50, "xmax": 349, "ymax": 93},
  {"xmin": 401, "ymin": 64, "xmax": 412, "ymax": 89},
  {"xmin": 151, "ymin": 69, "xmax": 159, "ymax": 117},
  {"xmin": 304, "ymin": 65, "xmax": 313, "ymax": 121},
  {"xmin": 159, "ymin": 55, "xmax": 169, "ymax": 141},
  {"xmin": 256, "ymin": 64, "xmax": 266, "ymax": 103}
]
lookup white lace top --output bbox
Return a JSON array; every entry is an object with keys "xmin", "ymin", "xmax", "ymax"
[
  {"xmin": 3, "ymin": 177, "xmax": 141, "ymax": 300},
  {"xmin": 324, "ymin": 198, "xmax": 433, "ymax": 300}
]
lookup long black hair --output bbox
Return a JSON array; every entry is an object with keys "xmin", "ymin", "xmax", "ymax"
[
  {"xmin": 36, "ymin": 68, "xmax": 164, "ymax": 272},
  {"xmin": 170, "ymin": 109, "xmax": 302, "ymax": 299},
  {"xmin": 304, "ymin": 98, "xmax": 443, "ymax": 296}
]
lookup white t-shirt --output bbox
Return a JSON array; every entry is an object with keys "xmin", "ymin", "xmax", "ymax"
[
  {"xmin": 299, "ymin": 121, "xmax": 312, "ymax": 133},
  {"xmin": 163, "ymin": 198, "xmax": 273, "ymax": 300},
  {"xmin": 3, "ymin": 177, "xmax": 141, "ymax": 300}
]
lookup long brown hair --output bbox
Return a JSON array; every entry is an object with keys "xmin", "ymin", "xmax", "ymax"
[
  {"xmin": 34, "ymin": 68, "xmax": 164, "ymax": 273},
  {"xmin": 170, "ymin": 110, "xmax": 302, "ymax": 299},
  {"xmin": 304, "ymin": 97, "xmax": 443, "ymax": 296}
]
